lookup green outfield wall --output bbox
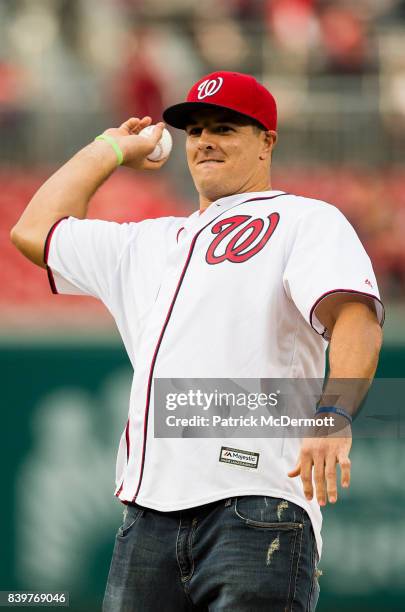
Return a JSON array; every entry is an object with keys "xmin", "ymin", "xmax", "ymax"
[{"xmin": 0, "ymin": 344, "xmax": 404, "ymax": 612}]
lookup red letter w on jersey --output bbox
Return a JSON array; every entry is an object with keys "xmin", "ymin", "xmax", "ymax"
[{"xmin": 206, "ymin": 213, "xmax": 280, "ymax": 264}]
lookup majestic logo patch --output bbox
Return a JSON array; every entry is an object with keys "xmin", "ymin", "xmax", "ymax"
[
  {"xmin": 219, "ymin": 446, "xmax": 259, "ymax": 469},
  {"xmin": 197, "ymin": 77, "xmax": 224, "ymax": 99},
  {"xmin": 206, "ymin": 213, "xmax": 280, "ymax": 264}
]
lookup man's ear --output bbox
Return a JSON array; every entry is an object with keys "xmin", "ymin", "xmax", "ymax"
[{"xmin": 259, "ymin": 130, "xmax": 277, "ymax": 160}]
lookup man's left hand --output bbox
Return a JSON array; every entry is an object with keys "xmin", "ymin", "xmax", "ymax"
[{"xmin": 287, "ymin": 426, "xmax": 352, "ymax": 505}]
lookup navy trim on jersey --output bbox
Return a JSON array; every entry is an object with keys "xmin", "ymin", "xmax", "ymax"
[
  {"xmin": 242, "ymin": 194, "xmax": 288, "ymax": 204},
  {"xmin": 310, "ymin": 288, "xmax": 385, "ymax": 339},
  {"xmin": 116, "ymin": 419, "xmax": 131, "ymax": 497},
  {"xmin": 123, "ymin": 192, "xmax": 289, "ymax": 504},
  {"xmin": 43, "ymin": 216, "xmax": 69, "ymax": 294},
  {"xmin": 176, "ymin": 227, "xmax": 185, "ymax": 242}
]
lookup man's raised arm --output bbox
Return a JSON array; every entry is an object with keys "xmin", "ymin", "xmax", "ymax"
[{"xmin": 10, "ymin": 117, "xmax": 166, "ymax": 268}]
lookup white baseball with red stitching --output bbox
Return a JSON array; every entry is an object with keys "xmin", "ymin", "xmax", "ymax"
[{"xmin": 138, "ymin": 125, "xmax": 173, "ymax": 161}]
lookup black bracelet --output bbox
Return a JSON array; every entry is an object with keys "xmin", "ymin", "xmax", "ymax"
[{"xmin": 315, "ymin": 406, "xmax": 353, "ymax": 424}]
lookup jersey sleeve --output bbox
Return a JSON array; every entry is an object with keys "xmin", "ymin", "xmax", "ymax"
[
  {"xmin": 283, "ymin": 204, "xmax": 385, "ymax": 339},
  {"xmin": 44, "ymin": 216, "xmax": 138, "ymax": 303}
]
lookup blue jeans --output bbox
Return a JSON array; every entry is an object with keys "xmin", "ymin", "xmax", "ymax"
[{"xmin": 103, "ymin": 496, "xmax": 320, "ymax": 611}]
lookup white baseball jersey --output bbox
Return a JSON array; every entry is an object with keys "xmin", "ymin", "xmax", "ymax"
[{"xmin": 45, "ymin": 190, "xmax": 384, "ymax": 559}]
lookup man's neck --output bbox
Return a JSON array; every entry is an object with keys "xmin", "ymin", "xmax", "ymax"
[{"xmin": 199, "ymin": 184, "xmax": 273, "ymax": 213}]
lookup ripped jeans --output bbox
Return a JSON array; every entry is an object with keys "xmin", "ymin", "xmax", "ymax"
[{"xmin": 103, "ymin": 496, "xmax": 321, "ymax": 612}]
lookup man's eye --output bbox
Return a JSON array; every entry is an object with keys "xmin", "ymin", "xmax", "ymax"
[{"xmin": 188, "ymin": 128, "xmax": 201, "ymax": 136}]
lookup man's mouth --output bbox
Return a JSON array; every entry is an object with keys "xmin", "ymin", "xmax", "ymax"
[{"xmin": 197, "ymin": 159, "xmax": 225, "ymax": 165}]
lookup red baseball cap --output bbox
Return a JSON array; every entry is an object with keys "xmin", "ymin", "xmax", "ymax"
[{"xmin": 163, "ymin": 71, "xmax": 277, "ymax": 131}]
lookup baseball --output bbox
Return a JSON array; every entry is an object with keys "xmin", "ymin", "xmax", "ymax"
[{"xmin": 138, "ymin": 125, "xmax": 173, "ymax": 161}]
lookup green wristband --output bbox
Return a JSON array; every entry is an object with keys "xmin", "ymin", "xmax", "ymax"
[{"xmin": 95, "ymin": 134, "xmax": 124, "ymax": 166}]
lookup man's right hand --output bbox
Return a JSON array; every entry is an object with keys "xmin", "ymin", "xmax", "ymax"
[{"xmin": 100, "ymin": 116, "xmax": 169, "ymax": 171}]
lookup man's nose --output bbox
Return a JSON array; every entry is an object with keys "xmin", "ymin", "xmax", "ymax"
[{"xmin": 197, "ymin": 129, "xmax": 217, "ymax": 150}]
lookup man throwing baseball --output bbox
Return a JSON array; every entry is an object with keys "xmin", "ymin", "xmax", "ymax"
[{"xmin": 11, "ymin": 71, "xmax": 384, "ymax": 611}]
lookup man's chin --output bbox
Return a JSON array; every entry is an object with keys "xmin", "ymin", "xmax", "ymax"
[{"xmin": 196, "ymin": 182, "xmax": 236, "ymax": 204}]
